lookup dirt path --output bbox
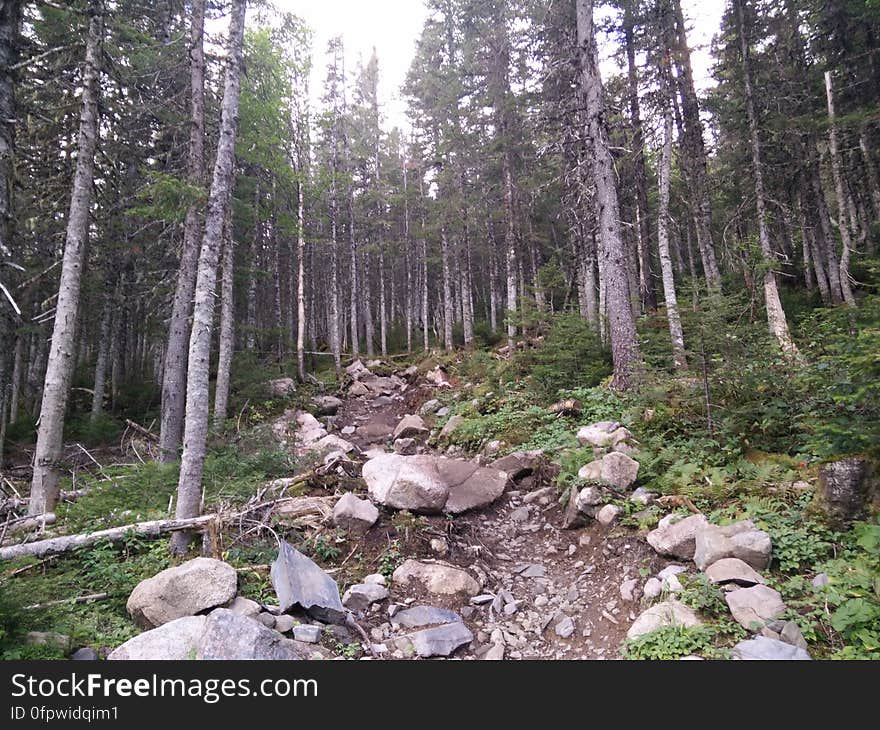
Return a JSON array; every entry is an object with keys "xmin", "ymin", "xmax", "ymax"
[{"xmin": 326, "ymin": 368, "xmax": 673, "ymax": 660}]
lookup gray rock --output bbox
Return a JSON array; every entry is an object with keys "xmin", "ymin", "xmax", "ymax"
[
  {"xmin": 312, "ymin": 395, "xmax": 343, "ymax": 415},
  {"xmin": 646, "ymin": 514, "xmax": 710, "ymax": 560},
  {"xmin": 483, "ymin": 642, "xmax": 505, "ymax": 660},
  {"xmin": 293, "ymin": 625, "xmax": 322, "ymax": 644},
  {"xmin": 656, "ymin": 565, "xmax": 687, "ymax": 580},
  {"xmin": 780, "ymin": 620, "xmax": 809, "ymax": 651},
  {"xmin": 342, "ymin": 583, "xmax": 389, "ymax": 612},
  {"xmin": 693, "ymin": 521, "xmax": 772, "ymax": 570},
  {"xmin": 470, "ymin": 594, "xmax": 495, "ymax": 605},
  {"xmin": 267, "ymin": 377, "xmax": 296, "ymax": 397},
  {"xmin": 705, "ymin": 558, "xmax": 766, "ymax": 586},
  {"xmin": 341, "ymin": 425, "xmax": 356, "ymax": 436},
  {"xmin": 25, "ymin": 632, "xmax": 71, "ymax": 652},
  {"xmin": 725, "ymin": 584, "xmax": 786, "ymax": 631},
  {"xmin": 332, "ymin": 492, "xmax": 379, "ymax": 533},
  {"xmin": 393, "ymin": 437, "xmax": 418, "ymax": 455},
  {"xmin": 620, "ymin": 579, "xmax": 638, "ymax": 602},
  {"xmin": 811, "ymin": 573, "xmax": 829, "ymax": 588},
  {"xmin": 392, "ymin": 560, "xmax": 480, "ymax": 596},
  {"xmin": 363, "ymin": 453, "xmax": 508, "ymax": 514},
  {"xmin": 626, "ymin": 600, "xmax": 702, "ymax": 640},
  {"xmin": 490, "ymin": 451, "xmax": 543, "ymax": 480},
  {"xmin": 732, "ymin": 635, "xmax": 811, "ymax": 660},
  {"xmin": 270, "ymin": 541, "xmax": 345, "ymax": 623},
  {"xmin": 364, "ymin": 573, "xmax": 387, "ymax": 586},
  {"xmin": 519, "ymin": 564, "xmax": 546, "ymax": 578},
  {"xmin": 108, "ymin": 609, "xmax": 307, "ymax": 660},
  {"xmin": 642, "ymin": 577, "xmax": 662, "ymax": 600},
  {"xmin": 406, "ymin": 622, "xmax": 473, "ymax": 658},
  {"xmin": 555, "ymin": 616, "xmax": 575, "ymax": 638},
  {"xmin": 392, "ymin": 414, "xmax": 430, "ymax": 441},
  {"xmin": 70, "ymin": 647, "xmax": 98, "ymax": 661},
  {"xmin": 630, "ymin": 487, "xmax": 655, "ymax": 505},
  {"xmin": 391, "ymin": 605, "xmax": 461, "ymax": 629},
  {"xmin": 419, "ymin": 399, "xmax": 441, "ymax": 416},
  {"xmin": 596, "ymin": 504, "xmax": 621, "ymax": 525},
  {"xmin": 523, "ymin": 486, "xmax": 556, "ymax": 504},
  {"xmin": 273, "ymin": 615, "xmax": 296, "ymax": 633},
  {"xmin": 439, "ymin": 415, "xmax": 464, "ymax": 440},
  {"xmin": 256, "ymin": 612, "xmax": 276, "ymax": 629},
  {"xmin": 435, "ymin": 407, "xmax": 450, "ymax": 417},
  {"xmin": 227, "ymin": 596, "xmax": 261, "ymax": 618},
  {"xmin": 576, "ymin": 486, "xmax": 603, "ymax": 511},
  {"xmin": 576, "ymin": 421, "xmax": 620, "ymax": 448},
  {"xmin": 127, "ymin": 557, "xmax": 238, "ymax": 630},
  {"xmin": 577, "ymin": 452, "xmax": 640, "ymax": 490},
  {"xmin": 815, "ymin": 457, "xmax": 879, "ymax": 528}
]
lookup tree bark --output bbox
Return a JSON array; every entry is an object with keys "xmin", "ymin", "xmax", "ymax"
[
  {"xmin": 735, "ymin": 0, "xmax": 798, "ymax": 355},
  {"xmin": 89, "ymin": 293, "xmax": 113, "ymax": 421},
  {"xmin": 159, "ymin": 0, "xmax": 206, "ymax": 464},
  {"xmin": 576, "ymin": 0, "xmax": 641, "ymax": 389},
  {"xmin": 212, "ymin": 214, "xmax": 234, "ymax": 429},
  {"xmin": 172, "ymin": 0, "xmax": 247, "ymax": 554},
  {"xmin": 30, "ymin": 2, "xmax": 104, "ymax": 516}
]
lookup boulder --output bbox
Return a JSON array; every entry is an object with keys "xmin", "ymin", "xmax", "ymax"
[
  {"xmin": 295, "ymin": 411, "xmax": 328, "ymax": 448},
  {"xmin": 419, "ymin": 399, "xmax": 441, "ymax": 416},
  {"xmin": 626, "ymin": 600, "xmax": 702, "ymax": 640},
  {"xmin": 126, "ymin": 558, "xmax": 237, "ymax": 630},
  {"xmin": 342, "ymin": 583, "xmax": 389, "ymax": 612},
  {"xmin": 270, "ymin": 541, "xmax": 345, "ymax": 623},
  {"xmin": 693, "ymin": 521, "xmax": 772, "ymax": 570},
  {"xmin": 725, "ymin": 584, "xmax": 786, "ymax": 631},
  {"xmin": 267, "ymin": 377, "xmax": 296, "ymax": 397},
  {"xmin": 391, "ymin": 605, "xmax": 461, "ymax": 629},
  {"xmin": 731, "ymin": 635, "xmax": 811, "ymax": 660},
  {"xmin": 705, "ymin": 558, "xmax": 766, "ymax": 587},
  {"xmin": 25, "ymin": 632, "xmax": 71, "ymax": 652},
  {"xmin": 392, "ymin": 414, "xmax": 429, "ymax": 441},
  {"xmin": 576, "ymin": 421, "xmax": 621, "ymax": 448},
  {"xmin": 393, "ymin": 437, "xmax": 418, "ymax": 455},
  {"xmin": 293, "ymin": 625, "xmax": 322, "ymax": 643},
  {"xmin": 404, "ymin": 622, "xmax": 473, "ymax": 658},
  {"xmin": 814, "ymin": 457, "xmax": 880, "ymax": 528},
  {"xmin": 345, "ymin": 359, "xmax": 370, "ymax": 379},
  {"xmin": 646, "ymin": 514, "xmax": 710, "ymax": 560},
  {"xmin": 108, "ymin": 609, "xmax": 308, "ymax": 660},
  {"xmin": 363, "ymin": 454, "xmax": 508, "ymax": 514},
  {"xmin": 439, "ymin": 415, "xmax": 465, "ymax": 440},
  {"xmin": 355, "ymin": 422, "xmax": 395, "ymax": 443},
  {"xmin": 312, "ymin": 395, "xmax": 343, "ymax": 415},
  {"xmin": 596, "ymin": 504, "xmax": 621, "ymax": 525},
  {"xmin": 490, "ymin": 450, "xmax": 543, "ymax": 480},
  {"xmin": 348, "ymin": 381, "xmax": 370, "ymax": 397},
  {"xmin": 426, "ymin": 367, "xmax": 452, "ymax": 387},
  {"xmin": 392, "ymin": 559, "xmax": 480, "ymax": 596},
  {"xmin": 332, "ymin": 492, "xmax": 379, "ymax": 533},
  {"xmin": 311, "ymin": 434, "xmax": 355, "ymax": 455},
  {"xmin": 577, "ymin": 452, "xmax": 639, "ymax": 490},
  {"xmin": 227, "ymin": 596, "xmax": 262, "ymax": 618}
]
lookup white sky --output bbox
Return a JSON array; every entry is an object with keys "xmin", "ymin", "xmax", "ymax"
[{"xmin": 266, "ymin": 0, "xmax": 726, "ymax": 132}]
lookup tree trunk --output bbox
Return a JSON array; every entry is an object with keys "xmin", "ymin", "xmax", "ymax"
[
  {"xmin": 29, "ymin": 2, "xmax": 104, "ymax": 516},
  {"xmin": 735, "ymin": 0, "xmax": 799, "ymax": 355},
  {"xmin": 212, "ymin": 215, "xmax": 234, "ymax": 430},
  {"xmin": 810, "ymin": 166, "xmax": 844, "ymax": 304},
  {"xmin": 159, "ymin": 0, "xmax": 205, "ymax": 464},
  {"xmin": 89, "ymin": 293, "xmax": 113, "ymax": 421},
  {"xmin": 172, "ymin": 0, "xmax": 246, "ymax": 555},
  {"xmin": 577, "ymin": 0, "xmax": 641, "ymax": 389},
  {"xmin": 860, "ymin": 127, "xmax": 880, "ymax": 221},
  {"xmin": 824, "ymin": 71, "xmax": 856, "ymax": 306},
  {"xmin": 246, "ymin": 178, "xmax": 260, "ymax": 350},
  {"xmin": 348, "ymin": 185, "xmax": 359, "ymax": 359},
  {"xmin": 296, "ymin": 176, "xmax": 307, "ymax": 379}
]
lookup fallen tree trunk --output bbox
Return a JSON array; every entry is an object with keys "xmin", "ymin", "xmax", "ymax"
[
  {"xmin": 2, "ymin": 513, "xmax": 56, "ymax": 539},
  {"xmin": 2, "ymin": 489, "xmax": 89, "ymax": 515}
]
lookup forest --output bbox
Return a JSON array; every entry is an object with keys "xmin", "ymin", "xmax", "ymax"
[{"xmin": 0, "ymin": 0, "xmax": 878, "ymax": 663}]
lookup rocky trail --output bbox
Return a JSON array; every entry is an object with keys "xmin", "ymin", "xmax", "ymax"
[{"xmin": 102, "ymin": 359, "xmax": 812, "ymax": 661}]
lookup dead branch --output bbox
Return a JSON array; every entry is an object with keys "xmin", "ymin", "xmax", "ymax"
[
  {"xmin": 24, "ymin": 592, "xmax": 110, "ymax": 610},
  {"xmin": 124, "ymin": 419, "xmax": 158, "ymax": 442}
]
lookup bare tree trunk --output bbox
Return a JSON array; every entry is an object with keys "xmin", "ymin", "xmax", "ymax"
[
  {"xmin": 577, "ymin": 0, "xmax": 641, "ymax": 389},
  {"xmin": 657, "ymin": 67, "xmax": 686, "ymax": 371},
  {"xmin": 159, "ymin": 0, "xmax": 205, "ymax": 464},
  {"xmin": 860, "ymin": 127, "xmax": 880, "ymax": 221},
  {"xmin": 735, "ymin": 0, "xmax": 798, "ymax": 355},
  {"xmin": 810, "ymin": 167, "xmax": 844, "ymax": 304},
  {"xmin": 296, "ymin": 177, "xmax": 307, "ymax": 379},
  {"xmin": 172, "ymin": 0, "xmax": 246, "ymax": 554},
  {"xmin": 441, "ymin": 221, "xmax": 453, "ymax": 350},
  {"xmin": 348, "ymin": 188, "xmax": 359, "ymax": 359},
  {"xmin": 824, "ymin": 71, "xmax": 856, "ymax": 307},
  {"xmin": 9, "ymin": 333, "xmax": 23, "ymax": 424},
  {"xmin": 403, "ymin": 157, "xmax": 413, "ymax": 352},
  {"xmin": 90, "ymin": 293, "xmax": 113, "ymax": 420},
  {"xmin": 488, "ymin": 221, "xmax": 499, "ymax": 332},
  {"xmin": 213, "ymin": 215, "xmax": 234, "ymax": 430},
  {"xmin": 799, "ymin": 189, "xmax": 830, "ymax": 303},
  {"xmin": 246, "ymin": 178, "xmax": 260, "ymax": 350},
  {"xmin": 30, "ymin": 2, "xmax": 104, "ymax": 516},
  {"xmin": 379, "ymin": 248, "xmax": 387, "ymax": 356}
]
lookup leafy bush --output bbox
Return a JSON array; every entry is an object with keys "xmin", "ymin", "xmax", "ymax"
[{"xmin": 621, "ymin": 625, "xmax": 720, "ymax": 660}]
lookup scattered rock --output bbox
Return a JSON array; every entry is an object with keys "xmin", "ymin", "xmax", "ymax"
[
  {"xmin": 363, "ymin": 454, "xmax": 508, "ymax": 514},
  {"xmin": 576, "ymin": 486, "xmax": 603, "ymax": 512},
  {"xmin": 429, "ymin": 537, "xmax": 449, "ymax": 556},
  {"xmin": 426, "ymin": 367, "xmax": 452, "ymax": 388},
  {"xmin": 109, "ymin": 609, "xmax": 308, "ymax": 660},
  {"xmin": 596, "ymin": 504, "xmax": 621, "ymax": 525},
  {"xmin": 355, "ymin": 421, "xmax": 394, "ymax": 443},
  {"xmin": 332, "ymin": 492, "xmax": 379, "ymax": 534},
  {"xmin": 646, "ymin": 514, "xmax": 710, "ymax": 560},
  {"xmin": 439, "ymin": 415, "xmax": 465, "ymax": 440},
  {"xmin": 346, "ymin": 359, "xmax": 370, "ymax": 379},
  {"xmin": 811, "ymin": 573, "xmax": 829, "ymax": 588},
  {"xmin": 436, "ymin": 407, "xmax": 450, "ymax": 417},
  {"xmin": 626, "ymin": 600, "xmax": 702, "ymax": 640},
  {"xmin": 555, "ymin": 616, "xmax": 575, "ymax": 638},
  {"xmin": 419, "ymin": 399, "xmax": 441, "ymax": 416},
  {"xmin": 127, "ymin": 558, "xmax": 237, "ymax": 630},
  {"xmin": 227, "ymin": 596, "xmax": 261, "ymax": 618},
  {"xmin": 270, "ymin": 541, "xmax": 345, "ymax": 623},
  {"xmin": 693, "ymin": 521, "xmax": 772, "ymax": 570},
  {"xmin": 390, "ymin": 605, "xmax": 461, "ymax": 629},
  {"xmin": 577, "ymin": 452, "xmax": 640, "ymax": 490},
  {"xmin": 732, "ymin": 635, "xmax": 811, "ymax": 660},
  {"xmin": 519, "ymin": 564, "xmax": 546, "ymax": 578},
  {"xmin": 576, "ymin": 421, "xmax": 621, "ymax": 448},
  {"xmin": 814, "ymin": 457, "xmax": 879, "ymax": 529},
  {"xmin": 405, "ymin": 622, "xmax": 473, "ymax": 658},
  {"xmin": 255, "ymin": 612, "xmax": 276, "ymax": 629},
  {"xmin": 274, "ymin": 615, "xmax": 296, "ymax": 633},
  {"xmin": 620, "ymin": 579, "xmax": 638, "ymax": 602},
  {"xmin": 267, "ymin": 377, "xmax": 296, "ymax": 397},
  {"xmin": 25, "ymin": 632, "xmax": 71, "ymax": 652},
  {"xmin": 725, "ymin": 584, "xmax": 786, "ymax": 631},
  {"xmin": 292, "ymin": 625, "xmax": 322, "ymax": 644},
  {"xmin": 705, "ymin": 558, "xmax": 767, "ymax": 586},
  {"xmin": 392, "ymin": 414, "xmax": 429, "ymax": 441},
  {"xmin": 364, "ymin": 573, "xmax": 386, "ymax": 586},
  {"xmin": 483, "ymin": 642, "xmax": 505, "ymax": 660},
  {"xmin": 392, "ymin": 560, "xmax": 480, "ymax": 596},
  {"xmin": 523, "ymin": 486, "xmax": 556, "ymax": 505},
  {"xmin": 342, "ymin": 583, "xmax": 389, "ymax": 612},
  {"xmin": 656, "ymin": 565, "xmax": 687, "ymax": 580},
  {"xmin": 394, "ymin": 437, "xmax": 418, "ymax": 455},
  {"xmin": 70, "ymin": 647, "xmax": 98, "ymax": 660},
  {"xmin": 312, "ymin": 395, "xmax": 343, "ymax": 415},
  {"xmin": 349, "ymin": 381, "xmax": 370, "ymax": 397},
  {"xmin": 642, "ymin": 578, "xmax": 662, "ymax": 600}
]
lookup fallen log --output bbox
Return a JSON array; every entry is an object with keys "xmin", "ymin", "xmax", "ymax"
[
  {"xmin": 1, "ymin": 489, "xmax": 89, "ymax": 515},
  {"xmin": 124, "ymin": 419, "xmax": 158, "ymax": 442},
  {"xmin": 24, "ymin": 592, "xmax": 110, "ymax": 610},
  {"xmin": 1, "ymin": 513, "xmax": 56, "ymax": 540}
]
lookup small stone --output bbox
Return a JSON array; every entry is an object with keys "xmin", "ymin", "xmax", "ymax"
[
  {"xmin": 725, "ymin": 584, "xmax": 786, "ymax": 631},
  {"xmin": 471, "ymin": 594, "xmax": 495, "ymax": 605},
  {"xmin": 293, "ymin": 625, "xmax": 322, "ymax": 643},
  {"xmin": 70, "ymin": 647, "xmax": 98, "ymax": 661},
  {"xmin": 342, "ymin": 583, "xmax": 389, "ymax": 612},
  {"xmin": 811, "ymin": 573, "xmax": 829, "ymax": 588},
  {"xmin": 705, "ymin": 558, "xmax": 766, "ymax": 586},
  {"xmin": 596, "ymin": 504, "xmax": 621, "ymax": 525},
  {"xmin": 520, "ymin": 564, "xmax": 546, "ymax": 578},
  {"xmin": 626, "ymin": 600, "xmax": 701, "ymax": 639},
  {"xmin": 430, "ymin": 537, "xmax": 449, "ymax": 556},
  {"xmin": 732, "ymin": 635, "xmax": 811, "ymax": 660},
  {"xmin": 620, "ymin": 578, "xmax": 638, "ymax": 602},
  {"xmin": 578, "ymin": 534, "xmax": 592, "ymax": 547},
  {"xmin": 780, "ymin": 621, "xmax": 809, "ymax": 651},
  {"xmin": 255, "ymin": 613, "xmax": 276, "ymax": 629},
  {"xmin": 662, "ymin": 574, "xmax": 683, "ymax": 593},
  {"xmin": 273, "ymin": 615, "xmax": 296, "ymax": 633},
  {"xmin": 555, "ymin": 616, "xmax": 575, "ymax": 638},
  {"xmin": 483, "ymin": 642, "xmax": 505, "ymax": 660},
  {"xmin": 657, "ymin": 565, "xmax": 687, "ymax": 580},
  {"xmin": 364, "ymin": 573, "xmax": 387, "ymax": 586},
  {"xmin": 227, "ymin": 596, "xmax": 261, "ymax": 618},
  {"xmin": 534, "ymin": 595, "xmax": 549, "ymax": 608}
]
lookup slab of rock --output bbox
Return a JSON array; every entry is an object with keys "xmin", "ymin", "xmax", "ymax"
[
  {"xmin": 815, "ymin": 457, "xmax": 879, "ymax": 528},
  {"xmin": 349, "ymin": 381, "xmax": 370, "ymax": 397},
  {"xmin": 227, "ymin": 596, "xmax": 261, "ymax": 618},
  {"xmin": 332, "ymin": 492, "xmax": 379, "ymax": 533},
  {"xmin": 732, "ymin": 635, "xmax": 811, "ymax": 660},
  {"xmin": 393, "ymin": 414, "xmax": 429, "ymax": 441},
  {"xmin": 576, "ymin": 421, "xmax": 621, "ymax": 448},
  {"xmin": 342, "ymin": 583, "xmax": 389, "ymax": 612},
  {"xmin": 346, "ymin": 359, "xmax": 370, "ymax": 379},
  {"xmin": 626, "ymin": 600, "xmax": 702, "ymax": 640},
  {"xmin": 293, "ymin": 625, "xmax": 321, "ymax": 643},
  {"xmin": 267, "ymin": 377, "xmax": 296, "ymax": 397},
  {"xmin": 490, "ymin": 451, "xmax": 543, "ymax": 480},
  {"xmin": 109, "ymin": 609, "xmax": 308, "ymax": 660},
  {"xmin": 693, "ymin": 521, "xmax": 772, "ymax": 570},
  {"xmin": 363, "ymin": 453, "xmax": 508, "ymax": 514},
  {"xmin": 439, "ymin": 415, "xmax": 465, "ymax": 440},
  {"xmin": 312, "ymin": 395, "xmax": 343, "ymax": 415},
  {"xmin": 725, "ymin": 584, "xmax": 785, "ymax": 631},
  {"xmin": 419, "ymin": 399, "xmax": 441, "ymax": 416},
  {"xmin": 127, "ymin": 558, "xmax": 237, "ymax": 630},
  {"xmin": 596, "ymin": 504, "xmax": 621, "ymax": 525},
  {"xmin": 274, "ymin": 615, "xmax": 296, "ymax": 633},
  {"xmin": 426, "ymin": 366, "xmax": 452, "ymax": 387},
  {"xmin": 394, "ymin": 437, "xmax": 418, "ymax": 455},
  {"xmin": 391, "ymin": 605, "xmax": 461, "ymax": 629},
  {"xmin": 646, "ymin": 514, "xmax": 710, "ymax": 560},
  {"xmin": 405, "ymin": 622, "xmax": 473, "ymax": 658},
  {"xmin": 392, "ymin": 559, "xmax": 480, "ymax": 596},
  {"xmin": 577, "ymin": 452, "xmax": 639, "ymax": 490},
  {"xmin": 705, "ymin": 558, "xmax": 766, "ymax": 586},
  {"xmin": 270, "ymin": 541, "xmax": 345, "ymax": 623},
  {"xmin": 356, "ymin": 421, "xmax": 395, "ymax": 443}
]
